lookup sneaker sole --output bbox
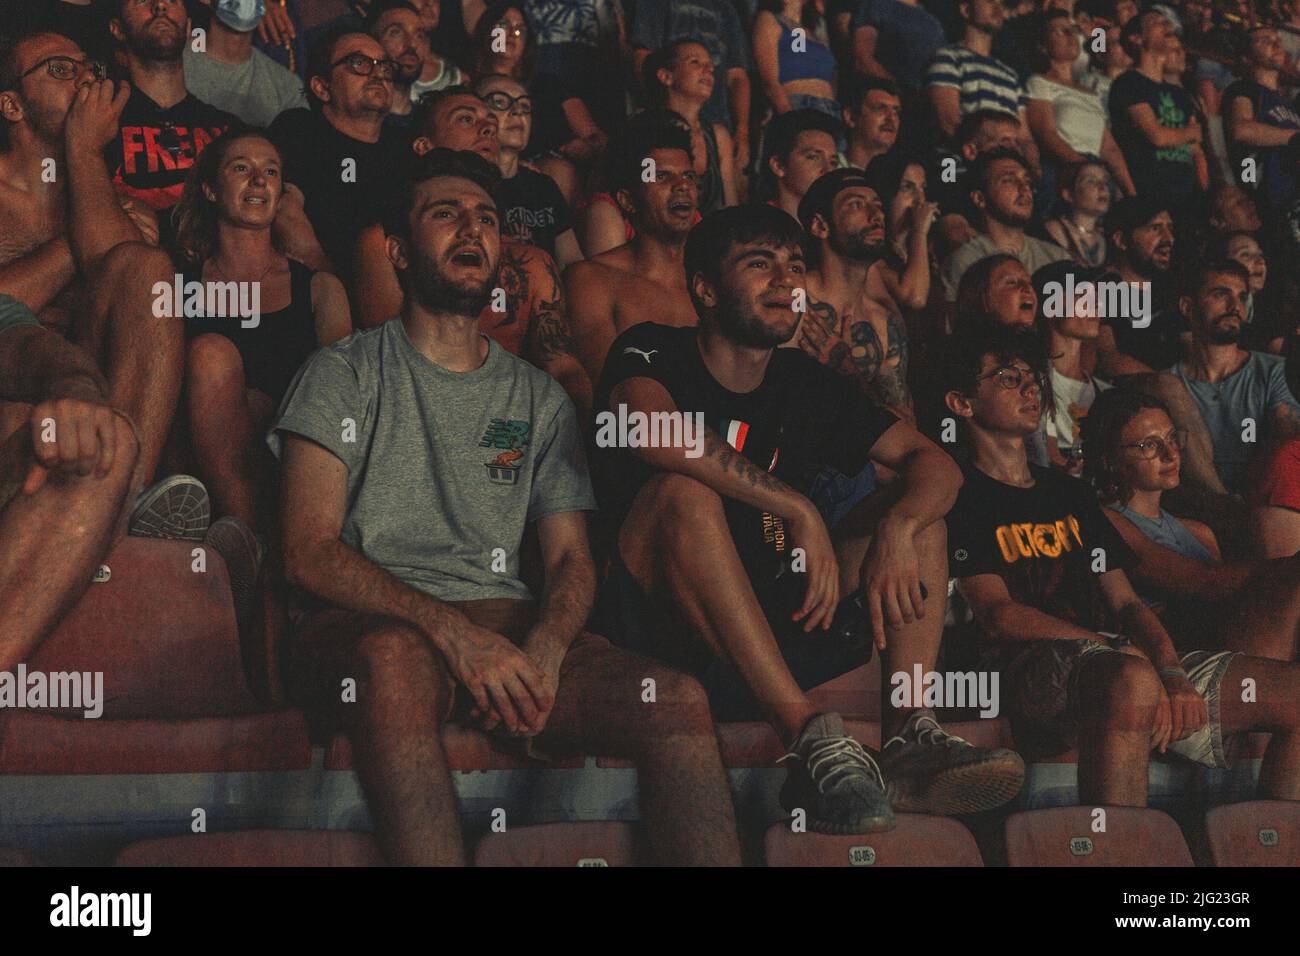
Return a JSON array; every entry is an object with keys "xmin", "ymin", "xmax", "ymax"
[
  {"xmin": 805, "ymin": 813, "xmax": 897, "ymax": 835},
  {"xmin": 129, "ymin": 475, "xmax": 210, "ymax": 541},
  {"xmin": 888, "ymin": 753, "xmax": 1026, "ymax": 816}
]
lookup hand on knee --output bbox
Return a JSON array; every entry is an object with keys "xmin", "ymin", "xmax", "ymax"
[{"xmin": 1082, "ymin": 653, "xmax": 1163, "ymax": 732}]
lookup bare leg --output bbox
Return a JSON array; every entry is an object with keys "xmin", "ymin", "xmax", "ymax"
[
  {"xmin": 1075, "ymin": 652, "xmax": 1162, "ymax": 806},
  {"xmin": 1218, "ymin": 655, "xmax": 1300, "ymax": 800},
  {"xmin": 829, "ymin": 481, "xmax": 949, "ymax": 738},
  {"xmin": 286, "ymin": 610, "xmax": 465, "ymax": 865},
  {"xmin": 0, "ymin": 409, "xmax": 139, "ymax": 671},
  {"xmin": 186, "ymin": 334, "xmax": 277, "ymax": 533},
  {"xmin": 618, "ymin": 473, "xmax": 818, "ymax": 743},
  {"xmin": 75, "ymin": 242, "xmax": 183, "ymax": 485},
  {"xmin": 537, "ymin": 634, "xmax": 742, "ymax": 865}
]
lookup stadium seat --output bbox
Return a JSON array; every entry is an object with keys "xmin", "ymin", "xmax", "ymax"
[
  {"xmin": 472, "ymin": 822, "xmax": 638, "ymax": 866},
  {"xmin": 764, "ymin": 815, "xmax": 984, "ymax": 866},
  {"xmin": 1203, "ymin": 801, "xmax": 1300, "ymax": 867},
  {"xmin": 0, "ymin": 710, "xmax": 312, "ymax": 774},
  {"xmin": 0, "ymin": 845, "xmax": 42, "ymax": 866},
  {"xmin": 1005, "ymin": 807, "xmax": 1193, "ymax": 866},
  {"xmin": 30, "ymin": 536, "xmax": 259, "ymax": 719},
  {"xmin": 325, "ymin": 724, "xmax": 585, "ymax": 771},
  {"xmin": 114, "ymin": 831, "xmax": 385, "ymax": 866}
]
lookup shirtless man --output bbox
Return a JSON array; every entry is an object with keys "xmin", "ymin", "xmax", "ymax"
[
  {"xmin": 0, "ymin": 28, "xmax": 198, "ymax": 530},
  {"xmin": 794, "ymin": 168, "xmax": 914, "ymax": 424},
  {"xmin": 349, "ymin": 87, "xmax": 591, "ymax": 419},
  {"xmin": 564, "ymin": 119, "xmax": 700, "ymax": 385}
]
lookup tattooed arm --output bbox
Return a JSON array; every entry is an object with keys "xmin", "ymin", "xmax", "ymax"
[
  {"xmin": 860, "ymin": 308, "xmax": 914, "ymax": 423},
  {"xmin": 525, "ymin": 249, "xmax": 592, "ymax": 423},
  {"xmin": 799, "ymin": 296, "xmax": 914, "ymax": 422}
]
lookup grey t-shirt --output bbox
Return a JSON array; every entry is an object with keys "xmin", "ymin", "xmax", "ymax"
[
  {"xmin": 942, "ymin": 233, "xmax": 1072, "ymax": 301},
  {"xmin": 269, "ymin": 319, "xmax": 595, "ymax": 602},
  {"xmin": 1167, "ymin": 351, "xmax": 1300, "ymax": 489},
  {"xmin": 183, "ymin": 46, "xmax": 308, "ymax": 127}
]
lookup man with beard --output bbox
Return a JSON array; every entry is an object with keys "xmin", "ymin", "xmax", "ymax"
[
  {"xmin": 182, "ymin": 0, "xmax": 309, "ymax": 127},
  {"xmin": 366, "ymin": 0, "xmax": 422, "ymax": 131},
  {"xmin": 794, "ymin": 168, "xmax": 912, "ymax": 422},
  {"xmin": 0, "ymin": 27, "xmax": 204, "ymax": 534},
  {"xmin": 1168, "ymin": 260, "xmax": 1300, "ymax": 556},
  {"xmin": 843, "ymin": 76, "xmax": 901, "ymax": 173},
  {"xmin": 271, "ymin": 148, "xmax": 744, "ymax": 866},
  {"xmin": 565, "ymin": 118, "xmax": 701, "ymax": 385},
  {"xmin": 349, "ymin": 87, "xmax": 591, "ymax": 418},
  {"xmin": 587, "ymin": 204, "xmax": 1025, "ymax": 835},
  {"xmin": 941, "ymin": 147, "xmax": 1069, "ymax": 300},
  {"xmin": 107, "ymin": 0, "xmax": 236, "ymax": 214},
  {"xmin": 269, "ymin": 25, "xmax": 411, "ymax": 277},
  {"xmin": 1095, "ymin": 198, "xmax": 1180, "ymax": 376}
]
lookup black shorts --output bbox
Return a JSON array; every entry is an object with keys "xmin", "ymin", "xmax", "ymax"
[{"xmin": 587, "ymin": 556, "xmax": 872, "ymax": 722}]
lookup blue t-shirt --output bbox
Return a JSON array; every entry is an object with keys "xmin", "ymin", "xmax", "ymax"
[
  {"xmin": 852, "ymin": 0, "xmax": 946, "ymax": 90},
  {"xmin": 1107, "ymin": 503, "xmax": 1216, "ymax": 613},
  {"xmin": 1167, "ymin": 351, "xmax": 1300, "ymax": 489},
  {"xmin": 1222, "ymin": 79, "xmax": 1300, "ymax": 208},
  {"xmin": 631, "ymin": 0, "xmax": 751, "ymax": 127},
  {"xmin": 925, "ymin": 44, "xmax": 1026, "ymax": 119}
]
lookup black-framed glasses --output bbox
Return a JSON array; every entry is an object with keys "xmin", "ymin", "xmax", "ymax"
[
  {"xmin": 977, "ymin": 366, "xmax": 1045, "ymax": 395},
  {"xmin": 1121, "ymin": 428, "xmax": 1187, "ymax": 460},
  {"xmin": 19, "ymin": 56, "xmax": 107, "ymax": 83},
  {"xmin": 481, "ymin": 91, "xmax": 533, "ymax": 115},
  {"xmin": 331, "ymin": 53, "xmax": 398, "ymax": 81}
]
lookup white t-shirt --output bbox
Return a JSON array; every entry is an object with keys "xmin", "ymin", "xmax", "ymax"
[
  {"xmin": 1027, "ymin": 74, "xmax": 1108, "ymax": 155},
  {"xmin": 1047, "ymin": 367, "xmax": 1111, "ymax": 450}
]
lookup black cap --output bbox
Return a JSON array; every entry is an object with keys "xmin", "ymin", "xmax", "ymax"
[{"xmin": 798, "ymin": 167, "xmax": 874, "ymax": 230}]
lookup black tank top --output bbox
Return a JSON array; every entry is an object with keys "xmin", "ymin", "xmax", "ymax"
[{"xmin": 183, "ymin": 259, "xmax": 318, "ymax": 404}]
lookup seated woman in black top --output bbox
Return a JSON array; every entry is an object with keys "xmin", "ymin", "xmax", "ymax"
[{"xmin": 172, "ymin": 130, "xmax": 352, "ymax": 537}]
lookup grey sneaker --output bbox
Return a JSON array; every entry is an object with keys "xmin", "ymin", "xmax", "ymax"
[
  {"xmin": 778, "ymin": 713, "xmax": 895, "ymax": 834},
  {"xmin": 128, "ymin": 475, "xmax": 210, "ymax": 540},
  {"xmin": 879, "ymin": 710, "xmax": 1024, "ymax": 815},
  {"xmin": 204, "ymin": 516, "xmax": 264, "ymax": 639}
]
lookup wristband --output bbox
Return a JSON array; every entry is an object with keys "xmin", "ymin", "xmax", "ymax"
[{"xmin": 1158, "ymin": 666, "xmax": 1187, "ymax": 680}]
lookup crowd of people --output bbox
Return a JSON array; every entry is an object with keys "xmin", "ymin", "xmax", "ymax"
[{"xmin": 2, "ymin": 0, "xmax": 1300, "ymax": 866}]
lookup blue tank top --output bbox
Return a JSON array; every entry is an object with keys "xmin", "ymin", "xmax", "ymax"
[
  {"xmin": 777, "ymin": 21, "xmax": 836, "ymax": 86},
  {"xmin": 1108, "ymin": 503, "xmax": 1216, "ymax": 610}
]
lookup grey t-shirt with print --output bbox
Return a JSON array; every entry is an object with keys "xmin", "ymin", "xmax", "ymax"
[{"xmin": 268, "ymin": 319, "xmax": 595, "ymax": 602}]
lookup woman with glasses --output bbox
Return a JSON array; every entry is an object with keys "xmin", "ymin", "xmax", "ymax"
[
  {"xmin": 470, "ymin": 2, "xmax": 606, "ymax": 205},
  {"xmin": 1026, "ymin": 11, "xmax": 1135, "ymax": 203},
  {"xmin": 172, "ymin": 129, "xmax": 351, "ymax": 539},
  {"xmin": 1083, "ymin": 387, "xmax": 1300, "ymax": 664},
  {"xmin": 474, "ymin": 72, "xmax": 584, "ymax": 266}
]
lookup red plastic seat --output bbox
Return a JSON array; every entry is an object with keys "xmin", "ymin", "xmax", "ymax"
[
  {"xmin": 325, "ymin": 724, "xmax": 584, "ymax": 771},
  {"xmin": 114, "ymin": 831, "xmax": 384, "ymax": 867},
  {"xmin": 1005, "ymin": 807, "xmax": 1193, "ymax": 866},
  {"xmin": 1204, "ymin": 801, "xmax": 1300, "ymax": 867},
  {"xmin": 31, "ymin": 537, "xmax": 259, "ymax": 719},
  {"xmin": 0, "ymin": 845, "xmax": 42, "ymax": 866},
  {"xmin": 472, "ymin": 822, "xmax": 637, "ymax": 867},
  {"xmin": 0, "ymin": 710, "xmax": 312, "ymax": 774},
  {"xmin": 764, "ymin": 815, "xmax": 984, "ymax": 867}
]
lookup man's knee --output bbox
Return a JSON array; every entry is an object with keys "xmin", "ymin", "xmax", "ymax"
[
  {"xmin": 356, "ymin": 623, "xmax": 454, "ymax": 713},
  {"xmin": 644, "ymin": 473, "xmax": 725, "ymax": 525},
  {"xmin": 915, "ymin": 517, "xmax": 947, "ymax": 554},
  {"xmin": 1079, "ymin": 652, "xmax": 1162, "ymax": 729},
  {"xmin": 98, "ymin": 241, "xmax": 171, "ymax": 288},
  {"xmin": 638, "ymin": 666, "xmax": 716, "ymax": 736}
]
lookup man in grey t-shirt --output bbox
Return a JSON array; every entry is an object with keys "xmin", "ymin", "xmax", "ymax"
[
  {"xmin": 183, "ymin": 0, "xmax": 308, "ymax": 126},
  {"xmin": 1166, "ymin": 260, "xmax": 1300, "ymax": 556},
  {"xmin": 271, "ymin": 149, "xmax": 741, "ymax": 865}
]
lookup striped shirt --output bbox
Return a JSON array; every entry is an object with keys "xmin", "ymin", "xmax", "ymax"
[{"xmin": 926, "ymin": 44, "xmax": 1026, "ymax": 119}]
